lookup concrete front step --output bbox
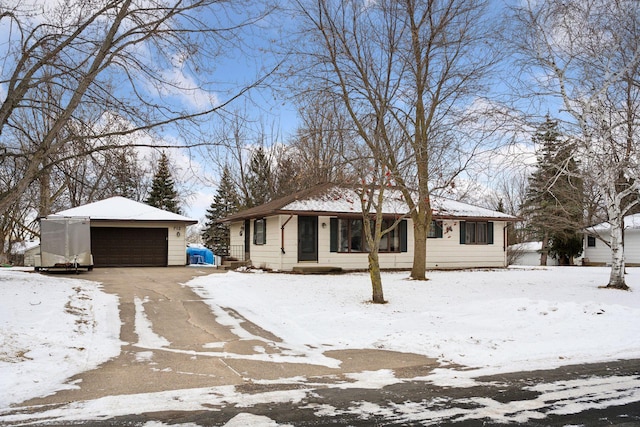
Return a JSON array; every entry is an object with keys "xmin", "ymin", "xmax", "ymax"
[{"xmin": 292, "ymin": 265, "xmax": 343, "ymax": 274}]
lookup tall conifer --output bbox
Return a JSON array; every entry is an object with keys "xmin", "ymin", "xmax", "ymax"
[
  {"xmin": 202, "ymin": 166, "xmax": 240, "ymax": 255},
  {"xmin": 145, "ymin": 152, "xmax": 181, "ymax": 214},
  {"xmin": 522, "ymin": 116, "xmax": 583, "ymax": 265},
  {"xmin": 244, "ymin": 147, "xmax": 273, "ymax": 208}
]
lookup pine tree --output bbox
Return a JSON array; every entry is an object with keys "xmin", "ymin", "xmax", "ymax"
[
  {"xmin": 244, "ymin": 147, "xmax": 274, "ymax": 208},
  {"xmin": 547, "ymin": 142, "xmax": 584, "ymax": 265},
  {"xmin": 111, "ymin": 148, "xmax": 144, "ymax": 200},
  {"xmin": 202, "ymin": 166, "xmax": 240, "ymax": 256},
  {"xmin": 522, "ymin": 116, "xmax": 583, "ymax": 265},
  {"xmin": 145, "ymin": 152, "xmax": 181, "ymax": 214}
]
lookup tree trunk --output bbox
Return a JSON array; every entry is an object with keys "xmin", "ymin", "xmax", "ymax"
[
  {"xmin": 607, "ymin": 214, "xmax": 628, "ymax": 290},
  {"xmin": 369, "ymin": 251, "xmax": 385, "ymax": 304},
  {"xmin": 540, "ymin": 232, "xmax": 549, "ymax": 266},
  {"xmin": 411, "ymin": 218, "xmax": 428, "ymax": 280}
]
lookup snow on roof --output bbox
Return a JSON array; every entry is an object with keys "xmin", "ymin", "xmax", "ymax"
[
  {"xmin": 53, "ymin": 197, "xmax": 197, "ymax": 223},
  {"xmin": 9, "ymin": 240, "xmax": 40, "ymax": 255},
  {"xmin": 430, "ymin": 196, "xmax": 515, "ymax": 219},
  {"xmin": 283, "ymin": 187, "xmax": 515, "ymax": 219},
  {"xmin": 588, "ymin": 213, "xmax": 640, "ymax": 232},
  {"xmin": 283, "ymin": 187, "xmax": 407, "ymax": 214},
  {"xmin": 508, "ymin": 241, "xmax": 542, "ymax": 252}
]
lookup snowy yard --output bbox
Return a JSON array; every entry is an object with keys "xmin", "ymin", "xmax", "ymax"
[
  {"xmin": 188, "ymin": 267, "xmax": 640, "ymax": 376},
  {"xmin": 1, "ymin": 266, "xmax": 639, "ymax": 419},
  {"xmin": 0, "ymin": 268, "xmax": 121, "ymax": 408}
]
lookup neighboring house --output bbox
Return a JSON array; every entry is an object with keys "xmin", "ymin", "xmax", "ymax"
[
  {"xmin": 52, "ymin": 197, "xmax": 198, "ymax": 267},
  {"xmin": 7, "ymin": 240, "xmax": 40, "ymax": 266},
  {"xmin": 584, "ymin": 214, "xmax": 640, "ymax": 267},
  {"xmin": 508, "ymin": 241, "xmax": 560, "ymax": 266},
  {"xmin": 222, "ymin": 184, "xmax": 517, "ymax": 272}
]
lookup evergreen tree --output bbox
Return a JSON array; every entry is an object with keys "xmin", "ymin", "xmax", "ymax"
[
  {"xmin": 244, "ymin": 146, "xmax": 274, "ymax": 208},
  {"xmin": 202, "ymin": 166, "xmax": 240, "ymax": 255},
  {"xmin": 547, "ymin": 142, "xmax": 584, "ymax": 265},
  {"xmin": 111, "ymin": 147, "xmax": 145, "ymax": 201},
  {"xmin": 522, "ymin": 116, "xmax": 583, "ymax": 265},
  {"xmin": 145, "ymin": 152, "xmax": 181, "ymax": 214}
]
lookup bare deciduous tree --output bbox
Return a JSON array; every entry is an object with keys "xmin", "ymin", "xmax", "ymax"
[
  {"xmin": 288, "ymin": 94, "xmax": 352, "ymax": 186},
  {"xmin": 290, "ymin": 0, "xmax": 500, "ymax": 280},
  {"xmin": 0, "ymin": 0, "xmax": 274, "ymax": 216}
]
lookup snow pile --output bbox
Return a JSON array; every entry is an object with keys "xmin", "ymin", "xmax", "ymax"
[
  {"xmin": 0, "ymin": 269, "xmax": 121, "ymax": 408},
  {"xmin": 188, "ymin": 267, "xmax": 640, "ymax": 373}
]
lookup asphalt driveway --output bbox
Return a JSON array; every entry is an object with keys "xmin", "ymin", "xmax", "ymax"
[{"xmin": 18, "ymin": 267, "xmax": 437, "ymax": 407}]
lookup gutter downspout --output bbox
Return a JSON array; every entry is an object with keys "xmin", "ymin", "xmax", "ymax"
[{"xmin": 281, "ymin": 215, "xmax": 294, "ymax": 255}]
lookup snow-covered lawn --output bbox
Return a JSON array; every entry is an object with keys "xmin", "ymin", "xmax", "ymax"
[
  {"xmin": 187, "ymin": 266, "xmax": 640, "ymax": 376},
  {"xmin": 0, "ymin": 268, "xmax": 121, "ymax": 408},
  {"xmin": 1, "ymin": 265, "xmax": 639, "ymax": 422}
]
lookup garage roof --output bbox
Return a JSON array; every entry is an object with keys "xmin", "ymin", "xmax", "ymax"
[{"xmin": 54, "ymin": 196, "xmax": 198, "ymax": 224}]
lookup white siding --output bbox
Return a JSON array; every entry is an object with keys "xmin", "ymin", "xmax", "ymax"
[
  {"xmin": 24, "ymin": 247, "xmax": 39, "ymax": 267},
  {"xmin": 511, "ymin": 251, "xmax": 560, "ymax": 266},
  {"xmin": 425, "ymin": 220, "xmax": 507, "ymax": 268},
  {"xmin": 626, "ymin": 230, "xmax": 640, "ymax": 264},
  {"xmin": 229, "ymin": 222, "xmax": 245, "ymax": 257},
  {"xmin": 584, "ymin": 229, "xmax": 640, "ymax": 265},
  {"xmin": 230, "ymin": 215, "xmax": 509, "ymax": 271},
  {"xmin": 250, "ymin": 216, "xmax": 288, "ymax": 269},
  {"xmin": 167, "ymin": 223, "xmax": 189, "ymax": 266}
]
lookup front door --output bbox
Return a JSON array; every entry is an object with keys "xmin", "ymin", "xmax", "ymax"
[{"xmin": 298, "ymin": 216, "xmax": 318, "ymax": 262}]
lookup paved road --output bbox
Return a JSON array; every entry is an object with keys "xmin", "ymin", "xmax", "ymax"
[
  {"xmin": 2, "ymin": 268, "xmax": 639, "ymax": 426},
  {"xmin": 92, "ymin": 359, "xmax": 640, "ymax": 427}
]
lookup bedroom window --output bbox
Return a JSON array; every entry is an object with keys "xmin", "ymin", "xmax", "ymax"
[{"xmin": 459, "ymin": 221, "xmax": 493, "ymax": 245}]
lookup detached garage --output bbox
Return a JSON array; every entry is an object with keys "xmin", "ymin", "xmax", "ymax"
[{"xmin": 54, "ymin": 197, "xmax": 197, "ymax": 267}]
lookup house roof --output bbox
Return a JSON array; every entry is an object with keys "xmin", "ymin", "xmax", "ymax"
[
  {"xmin": 53, "ymin": 196, "xmax": 198, "ymax": 224},
  {"xmin": 223, "ymin": 184, "xmax": 517, "ymax": 222},
  {"xmin": 508, "ymin": 241, "xmax": 543, "ymax": 252},
  {"xmin": 587, "ymin": 213, "xmax": 640, "ymax": 232},
  {"xmin": 10, "ymin": 239, "xmax": 40, "ymax": 255}
]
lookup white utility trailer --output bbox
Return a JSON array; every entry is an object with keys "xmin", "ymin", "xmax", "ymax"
[{"xmin": 35, "ymin": 216, "xmax": 93, "ymax": 272}]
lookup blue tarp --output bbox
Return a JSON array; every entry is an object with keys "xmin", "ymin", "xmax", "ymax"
[{"xmin": 186, "ymin": 246, "xmax": 214, "ymax": 265}]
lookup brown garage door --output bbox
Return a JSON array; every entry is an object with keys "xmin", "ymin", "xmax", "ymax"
[{"xmin": 91, "ymin": 227, "xmax": 168, "ymax": 267}]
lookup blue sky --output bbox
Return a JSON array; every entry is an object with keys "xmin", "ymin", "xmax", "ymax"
[{"xmin": 0, "ymin": 0, "xmax": 556, "ymax": 224}]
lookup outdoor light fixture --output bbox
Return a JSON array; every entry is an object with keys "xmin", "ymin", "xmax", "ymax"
[
  {"xmin": 239, "ymin": 225, "xmax": 244, "ymax": 236},
  {"xmin": 322, "ymin": 222, "xmax": 327, "ymax": 229}
]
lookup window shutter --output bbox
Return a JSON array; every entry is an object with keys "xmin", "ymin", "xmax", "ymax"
[
  {"xmin": 253, "ymin": 219, "xmax": 257, "ymax": 245},
  {"xmin": 436, "ymin": 221, "xmax": 443, "ymax": 238},
  {"xmin": 459, "ymin": 221, "xmax": 466, "ymax": 244},
  {"xmin": 487, "ymin": 222, "xmax": 494, "ymax": 244},
  {"xmin": 399, "ymin": 220, "xmax": 408, "ymax": 252},
  {"xmin": 263, "ymin": 218, "xmax": 267, "ymax": 244},
  {"xmin": 330, "ymin": 218, "xmax": 338, "ymax": 252}
]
